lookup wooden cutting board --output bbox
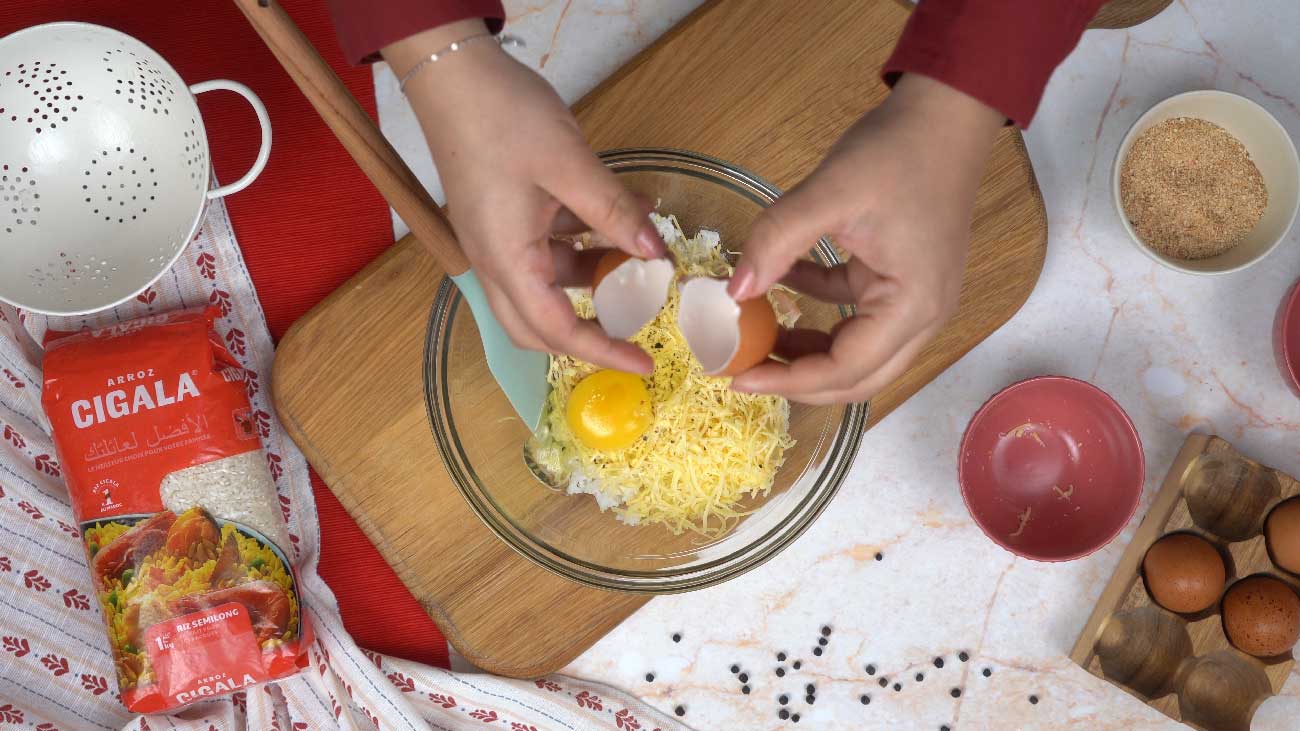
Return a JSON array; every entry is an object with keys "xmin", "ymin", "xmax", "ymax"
[{"xmin": 274, "ymin": 0, "xmax": 1052, "ymax": 678}]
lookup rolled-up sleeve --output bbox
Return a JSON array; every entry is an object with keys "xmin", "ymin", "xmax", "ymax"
[
  {"xmin": 882, "ymin": 0, "xmax": 1105, "ymax": 127},
  {"xmin": 327, "ymin": 0, "xmax": 506, "ymax": 65}
]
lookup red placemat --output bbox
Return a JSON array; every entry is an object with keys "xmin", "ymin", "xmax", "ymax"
[{"xmin": 0, "ymin": 0, "xmax": 448, "ymax": 669}]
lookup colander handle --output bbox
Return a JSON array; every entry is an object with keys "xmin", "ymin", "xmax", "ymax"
[{"xmin": 190, "ymin": 80, "xmax": 273, "ymax": 200}]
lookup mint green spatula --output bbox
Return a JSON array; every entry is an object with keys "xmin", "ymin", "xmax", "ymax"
[{"xmin": 236, "ymin": 0, "xmax": 549, "ymax": 430}]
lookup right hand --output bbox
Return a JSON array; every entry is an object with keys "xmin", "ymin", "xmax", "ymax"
[{"xmin": 385, "ymin": 20, "xmax": 664, "ymax": 373}]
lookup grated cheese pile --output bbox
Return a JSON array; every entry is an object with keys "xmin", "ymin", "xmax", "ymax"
[{"xmin": 526, "ymin": 213, "xmax": 796, "ymax": 536}]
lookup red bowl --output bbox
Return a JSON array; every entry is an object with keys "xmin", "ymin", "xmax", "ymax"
[
  {"xmin": 1274, "ymin": 278, "xmax": 1300, "ymax": 398},
  {"xmin": 959, "ymin": 376, "xmax": 1145, "ymax": 562}
]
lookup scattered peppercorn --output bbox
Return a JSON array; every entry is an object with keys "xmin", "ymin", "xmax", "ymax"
[
  {"xmin": 645, "ymin": 673, "xmax": 655, "ymax": 682},
  {"xmin": 983, "ymin": 668, "xmax": 992, "ymax": 678},
  {"xmin": 958, "ymin": 651, "xmax": 969, "ymax": 662},
  {"xmin": 1029, "ymin": 695, "xmax": 1039, "ymax": 705},
  {"xmin": 878, "ymin": 678, "xmax": 888, "ymax": 688},
  {"xmin": 779, "ymin": 710, "xmax": 790, "ymax": 720},
  {"xmin": 791, "ymin": 714, "xmax": 801, "ymax": 723},
  {"xmin": 813, "ymin": 647, "xmax": 823, "ymax": 657},
  {"xmin": 674, "ymin": 706, "xmax": 685, "ymax": 717},
  {"xmin": 792, "ymin": 660, "xmax": 802, "ymax": 670},
  {"xmin": 934, "ymin": 657, "xmax": 944, "ymax": 668},
  {"xmin": 894, "ymin": 684, "xmax": 902, "ymax": 692},
  {"xmin": 942, "ymin": 726, "xmax": 952, "ymax": 731},
  {"xmin": 776, "ymin": 667, "xmax": 786, "ymax": 678},
  {"xmin": 742, "ymin": 685, "xmax": 751, "ymax": 695},
  {"xmin": 805, "ymin": 695, "xmax": 815, "ymax": 705},
  {"xmin": 731, "ymin": 665, "xmax": 740, "ymax": 674},
  {"xmin": 821, "ymin": 626, "xmax": 832, "ymax": 637},
  {"xmin": 874, "ymin": 552, "xmax": 883, "ymax": 561},
  {"xmin": 817, "ymin": 637, "xmax": 828, "ymax": 647},
  {"xmin": 951, "ymin": 688, "xmax": 961, "ymax": 698},
  {"xmin": 672, "ymin": 633, "xmax": 682, "ymax": 643},
  {"xmin": 860, "ymin": 694, "xmax": 871, "ymax": 705},
  {"xmin": 739, "ymin": 673, "xmax": 749, "ymax": 683},
  {"xmin": 916, "ymin": 673, "xmax": 925, "ymax": 682},
  {"xmin": 777, "ymin": 652, "xmax": 787, "ymax": 662},
  {"xmin": 806, "ymin": 684, "xmax": 815, "ymax": 694},
  {"xmin": 779, "ymin": 695, "xmax": 789, "ymax": 705},
  {"xmin": 866, "ymin": 664, "xmax": 876, "ymax": 675}
]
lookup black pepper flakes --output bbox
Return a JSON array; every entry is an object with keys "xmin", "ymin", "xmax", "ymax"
[
  {"xmin": 934, "ymin": 657, "xmax": 945, "ymax": 668},
  {"xmin": 742, "ymin": 685, "xmax": 751, "ymax": 695},
  {"xmin": 942, "ymin": 726, "xmax": 952, "ymax": 731},
  {"xmin": 792, "ymin": 660, "xmax": 802, "ymax": 670},
  {"xmin": 777, "ymin": 652, "xmax": 787, "ymax": 662},
  {"xmin": 645, "ymin": 673, "xmax": 655, "ymax": 683},
  {"xmin": 779, "ymin": 710, "xmax": 790, "ymax": 720},
  {"xmin": 779, "ymin": 695, "xmax": 789, "ymax": 705},
  {"xmin": 817, "ymin": 637, "xmax": 828, "ymax": 647},
  {"xmin": 739, "ymin": 673, "xmax": 749, "ymax": 683},
  {"xmin": 806, "ymin": 684, "xmax": 815, "ymax": 695},
  {"xmin": 865, "ymin": 664, "xmax": 876, "ymax": 676},
  {"xmin": 776, "ymin": 667, "xmax": 786, "ymax": 678},
  {"xmin": 731, "ymin": 664, "xmax": 740, "ymax": 674},
  {"xmin": 860, "ymin": 694, "xmax": 871, "ymax": 705},
  {"xmin": 916, "ymin": 673, "xmax": 925, "ymax": 682},
  {"xmin": 674, "ymin": 706, "xmax": 685, "ymax": 717},
  {"xmin": 791, "ymin": 714, "xmax": 801, "ymax": 723},
  {"xmin": 893, "ymin": 683, "xmax": 902, "ymax": 692},
  {"xmin": 874, "ymin": 552, "xmax": 883, "ymax": 561},
  {"xmin": 1029, "ymin": 695, "xmax": 1039, "ymax": 705},
  {"xmin": 958, "ymin": 651, "xmax": 970, "ymax": 662},
  {"xmin": 813, "ymin": 647, "xmax": 823, "ymax": 657},
  {"xmin": 672, "ymin": 633, "xmax": 682, "ymax": 643},
  {"xmin": 951, "ymin": 688, "xmax": 962, "ymax": 698},
  {"xmin": 821, "ymin": 626, "xmax": 831, "ymax": 637},
  {"xmin": 878, "ymin": 678, "xmax": 888, "ymax": 688},
  {"xmin": 983, "ymin": 668, "xmax": 993, "ymax": 678}
]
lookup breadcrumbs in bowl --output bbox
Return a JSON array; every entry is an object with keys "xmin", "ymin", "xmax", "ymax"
[{"xmin": 1112, "ymin": 90, "xmax": 1300, "ymax": 275}]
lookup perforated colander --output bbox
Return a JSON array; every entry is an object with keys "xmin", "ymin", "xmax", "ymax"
[{"xmin": 0, "ymin": 22, "xmax": 271, "ymax": 315}]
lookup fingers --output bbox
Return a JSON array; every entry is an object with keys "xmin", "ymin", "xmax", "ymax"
[
  {"xmin": 551, "ymin": 194, "xmax": 657, "ymax": 237},
  {"xmin": 497, "ymin": 244, "xmax": 653, "ymax": 373},
  {"xmin": 730, "ymin": 186, "xmax": 836, "ymax": 301},
  {"xmin": 779, "ymin": 260, "xmax": 868, "ymax": 305},
  {"xmin": 731, "ymin": 305, "xmax": 919, "ymax": 399},
  {"xmin": 480, "ymin": 277, "xmax": 546, "ymax": 351},
  {"xmin": 543, "ymin": 150, "xmax": 665, "ymax": 259},
  {"xmin": 772, "ymin": 327, "xmax": 833, "ymax": 361},
  {"xmin": 548, "ymin": 241, "xmax": 606, "ymax": 288}
]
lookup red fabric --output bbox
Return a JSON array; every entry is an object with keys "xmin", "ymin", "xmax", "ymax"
[
  {"xmin": 0, "ymin": 0, "xmax": 448, "ymax": 669},
  {"xmin": 327, "ymin": 0, "xmax": 505, "ymax": 65},
  {"xmin": 883, "ymin": 0, "xmax": 1106, "ymax": 127}
]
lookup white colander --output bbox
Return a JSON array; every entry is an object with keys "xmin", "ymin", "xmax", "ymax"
[{"xmin": 0, "ymin": 22, "xmax": 271, "ymax": 315}]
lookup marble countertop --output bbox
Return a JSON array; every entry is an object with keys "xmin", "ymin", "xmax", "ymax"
[{"xmin": 374, "ymin": 2, "xmax": 1300, "ymax": 728}]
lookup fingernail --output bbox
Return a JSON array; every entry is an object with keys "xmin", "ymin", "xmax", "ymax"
[
  {"xmin": 730, "ymin": 379, "xmax": 754, "ymax": 393},
  {"xmin": 636, "ymin": 229, "xmax": 664, "ymax": 258},
  {"xmin": 729, "ymin": 268, "xmax": 755, "ymax": 300}
]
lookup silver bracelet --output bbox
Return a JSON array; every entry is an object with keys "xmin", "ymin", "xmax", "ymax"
[{"xmin": 398, "ymin": 33, "xmax": 525, "ymax": 93}]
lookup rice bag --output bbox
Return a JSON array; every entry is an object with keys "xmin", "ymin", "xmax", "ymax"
[{"xmin": 41, "ymin": 308, "xmax": 309, "ymax": 713}]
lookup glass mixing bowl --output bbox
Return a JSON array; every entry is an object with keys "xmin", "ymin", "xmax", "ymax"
[{"xmin": 425, "ymin": 149, "xmax": 868, "ymax": 592}]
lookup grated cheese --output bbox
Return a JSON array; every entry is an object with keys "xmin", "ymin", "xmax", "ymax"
[{"xmin": 527, "ymin": 214, "xmax": 796, "ymax": 536}]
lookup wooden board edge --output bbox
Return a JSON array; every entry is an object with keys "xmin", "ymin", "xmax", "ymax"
[
  {"xmin": 1089, "ymin": 0, "xmax": 1175, "ymax": 29},
  {"xmin": 1068, "ymin": 433, "xmax": 1214, "ymax": 667}
]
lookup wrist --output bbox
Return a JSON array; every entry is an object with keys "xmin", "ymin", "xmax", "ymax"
[
  {"xmin": 888, "ymin": 74, "xmax": 1003, "ymax": 145},
  {"xmin": 382, "ymin": 18, "xmax": 492, "ymax": 81}
]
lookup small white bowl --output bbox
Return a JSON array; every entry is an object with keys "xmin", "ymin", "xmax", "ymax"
[{"xmin": 1112, "ymin": 90, "xmax": 1300, "ymax": 275}]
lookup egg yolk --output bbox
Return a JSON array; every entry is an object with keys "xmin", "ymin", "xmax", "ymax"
[{"xmin": 566, "ymin": 370, "xmax": 653, "ymax": 451}]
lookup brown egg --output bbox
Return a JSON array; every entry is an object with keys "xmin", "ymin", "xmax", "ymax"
[
  {"xmin": 1143, "ymin": 533, "xmax": 1226, "ymax": 613},
  {"xmin": 1267, "ymin": 499, "xmax": 1300, "ymax": 574},
  {"xmin": 1222, "ymin": 576, "xmax": 1300, "ymax": 657},
  {"xmin": 677, "ymin": 277, "xmax": 778, "ymax": 376}
]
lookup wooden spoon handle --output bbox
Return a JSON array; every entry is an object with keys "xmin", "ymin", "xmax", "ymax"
[{"xmin": 232, "ymin": 0, "xmax": 470, "ymax": 275}]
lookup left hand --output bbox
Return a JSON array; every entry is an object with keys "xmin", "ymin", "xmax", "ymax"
[{"xmin": 727, "ymin": 74, "xmax": 1004, "ymax": 404}]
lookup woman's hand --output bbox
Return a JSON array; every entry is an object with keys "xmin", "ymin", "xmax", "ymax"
[
  {"xmin": 385, "ymin": 21, "xmax": 664, "ymax": 374},
  {"xmin": 728, "ymin": 74, "xmax": 1004, "ymax": 404}
]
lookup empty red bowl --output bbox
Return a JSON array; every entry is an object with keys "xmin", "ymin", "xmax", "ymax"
[
  {"xmin": 1275, "ymin": 278, "xmax": 1300, "ymax": 398},
  {"xmin": 959, "ymin": 376, "xmax": 1145, "ymax": 562}
]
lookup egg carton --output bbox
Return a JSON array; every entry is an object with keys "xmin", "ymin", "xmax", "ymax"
[{"xmin": 1071, "ymin": 434, "xmax": 1300, "ymax": 731}]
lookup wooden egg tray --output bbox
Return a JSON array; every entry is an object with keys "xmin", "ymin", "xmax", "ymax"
[{"xmin": 1071, "ymin": 434, "xmax": 1300, "ymax": 731}]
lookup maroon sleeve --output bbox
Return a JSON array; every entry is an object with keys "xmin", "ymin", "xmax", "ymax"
[
  {"xmin": 327, "ymin": 0, "xmax": 506, "ymax": 65},
  {"xmin": 883, "ymin": 0, "xmax": 1106, "ymax": 127}
]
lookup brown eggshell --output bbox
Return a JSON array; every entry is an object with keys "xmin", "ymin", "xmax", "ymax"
[
  {"xmin": 1142, "ymin": 533, "xmax": 1226, "ymax": 614},
  {"xmin": 718, "ymin": 296, "xmax": 779, "ymax": 376},
  {"xmin": 591, "ymin": 250, "xmax": 631, "ymax": 290},
  {"xmin": 1222, "ymin": 576, "xmax": 1300, "ymax": 657},
  {"xmin": 1267, "ymin": 499, "xmax": 1300, "ymax": 574}
]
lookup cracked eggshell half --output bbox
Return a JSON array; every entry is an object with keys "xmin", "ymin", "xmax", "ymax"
[
  {"xmin": 677, "ymin": 277, "xmax": 778, "ymax": 376},
  {"xmin": 591, "ymin": 251, "xmax": 675, "ymax": 340}
]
